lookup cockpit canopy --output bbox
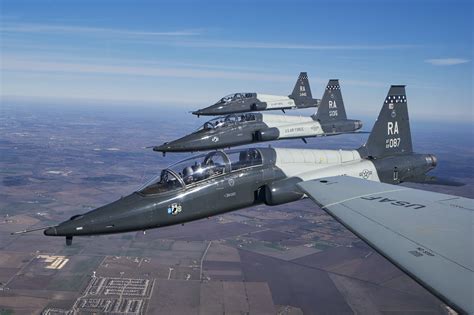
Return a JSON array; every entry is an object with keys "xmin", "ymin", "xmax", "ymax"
[
  {"xmin": 199, "ymin": 113, "xmax": 258, "ymax": 131},
  {"xmin": 218, "ymin": 93, "xmax": 254, "ymax": 104},
  {"xmin": 138, "ymin": 148, "xmax": 263, "ymax": 195}
]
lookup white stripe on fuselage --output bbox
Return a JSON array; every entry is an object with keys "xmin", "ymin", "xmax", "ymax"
[
  {"xmin": 261, "ymin": 114, "xmax": 313, "ymax": 125},
  {"xmin": 261, "ymin": 114, "xmax": 324, "ymax": 138},
  {"xmin": 274, "ymin": 148, "xmax": 380, "ymax": 182},
  {"xmin": 257, "ymin": 94, "xmax": 296, "ymax": 109}
]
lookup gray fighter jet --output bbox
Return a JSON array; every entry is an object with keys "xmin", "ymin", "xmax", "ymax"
[
  {"xmin": 38, "ymin": 85, "xmax": 451, "ymax": 246},
  {"xmin": 154, "ymin": 80, "xmax": 362, "ymax": 154},
  {"xmin": 192, "ymin": 72, "xmax": 320, "ymax": 116}
]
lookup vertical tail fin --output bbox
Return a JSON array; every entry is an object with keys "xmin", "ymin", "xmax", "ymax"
[
  {"xmin": 289, "ymin": 72, "xmax": 313, "ymax": 106},
  {"xmin": 313, "ymin": 79, "xmax": 347, "ymax": 122},
  {"xmin": 358, "ymin": 85, "xmax": 413, "ymax": 159}
]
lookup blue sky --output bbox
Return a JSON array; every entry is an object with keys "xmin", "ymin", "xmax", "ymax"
[{"xmin": 1, "ymin": 0, "xmax": 472, "ymax": 122}]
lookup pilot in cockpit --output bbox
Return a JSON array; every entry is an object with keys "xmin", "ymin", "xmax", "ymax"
[
  {"xmin": 183, "ymin": 166, "xmax": 194, "ymax": 184},
  {"xmin": 204, "ymin": 159, "xmax": 215, "ymax": 177},
  {"xmin": 239, "ymin": 148, "xmax": 261, "ymax": 167},
  {"xmin": 239, "ymin": 151, "xmax": 250, "ymax": 163},
  {"xmin": 179, "ymin": 154, "xmax": 228, "ymax": 186},
  {"xmin": 193, "ymin": 162, "xmax": 205, "ymax": 181}
]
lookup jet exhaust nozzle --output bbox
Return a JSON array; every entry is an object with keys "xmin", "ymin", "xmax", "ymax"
[{"xmin": 426, "ymin": 154, "xmax": 437, "ymax": 168}]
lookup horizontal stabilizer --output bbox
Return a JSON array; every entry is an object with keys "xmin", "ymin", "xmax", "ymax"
[
  {"xmin": 406, "ymin": 175, "xmax": 465, "ymax": 187},
  {"xmin": 322, "ymin": 130, "xmax": 369, "ymax": 137}
]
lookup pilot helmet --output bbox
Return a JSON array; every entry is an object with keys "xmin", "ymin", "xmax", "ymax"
[{"xmin": 183, "ymin": 166, "xmax": 193, "ymax": 177}]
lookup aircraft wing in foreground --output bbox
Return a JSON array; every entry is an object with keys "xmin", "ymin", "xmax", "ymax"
[{"xmin": 297, "ymin": 176, "xmax": 473, "ymax": 314}]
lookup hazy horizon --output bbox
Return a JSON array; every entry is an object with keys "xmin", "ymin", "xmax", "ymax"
[
  {"xmin": 1, "ymin": 0, "xmax": 472, "ymax": 123},
  {"xmin": 2, "ymin": 94, "xmax": 474, "ymax": 126}
]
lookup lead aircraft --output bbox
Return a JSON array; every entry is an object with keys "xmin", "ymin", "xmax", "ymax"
[
  {"xmin": 37, "ymin": 85, "xmax": 449, "ymax": 247},
  {"xmin": 154, "ymin": 80, "xmax": 362, "ymax": 154},
  {"xmin": 192, "ymin": 72, "xmax": 320, "ymax": 116}
]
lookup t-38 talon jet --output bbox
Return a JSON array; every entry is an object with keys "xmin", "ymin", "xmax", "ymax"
[
  {"xmin": 192, "ymin": 72, "xmax": 320, "ymax": 116},
  {"xmin": 154, "ymin": 80, "xmax": 362, "ymax": 154},
  {"xmin": 39, "ymin": 86, "xmax": 455, "ymax": 246}
]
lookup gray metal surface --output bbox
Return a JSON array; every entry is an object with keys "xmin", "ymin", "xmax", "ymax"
[
  {"xmin": 298, "ymin": 176, "xmax": 473, "ymax": 314},
  {"xmin": 192, "ymin": 72, "xmax": 320, "ymax": 116},
  {"xmin": 313, "ymin": 79, "xmax": 347, "ymax": 122},
  {"xmin": 358, "ymin": 85, "xmax": 413, "ymax": 159},
  {"xmin": 154, "ymin": 79, "xmax": 362, "ymax": 153},
  {"xmin": 288, "ymin": 71, "xmax": 315, "ymax": 108}
]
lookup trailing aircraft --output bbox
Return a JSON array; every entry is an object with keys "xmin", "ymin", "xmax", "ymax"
[
  {"xmin": 154, "ymin": 80, "xmax": 362, "ymax": 154},
  {"xmin": 192, "ymin": 72, "xmax": 320, "ymax": 116}
]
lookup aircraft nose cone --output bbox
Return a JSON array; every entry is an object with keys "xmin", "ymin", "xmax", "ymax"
[
  {"xmin": 153, "ymin": 137, "xmax": 193, "ymax": 152},
  {"xmin": 44, "ymin": 226, "xmax": 58, "ymax": 236},
  {"xmin": 153, "ymin": 142, "xmax": 179, "ymax": 152},
  {"xmin": 192, "ymin": 104, "xmax": 223, "ymax": 116},
  {"xmin": 153, "ymin": 145, "xmax": 166, "ymax": 152}
]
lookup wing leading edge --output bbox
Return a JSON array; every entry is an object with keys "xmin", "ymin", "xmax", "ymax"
[{"xmin": 297, "ymin": 176, "xmax": 473, "ymax": 314}]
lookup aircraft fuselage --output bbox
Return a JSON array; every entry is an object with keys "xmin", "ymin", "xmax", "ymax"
[
  {"xmin": 44, "ymin": 147, "xmax": 436, "ymax": 241},
  {"xmin": 154, "ymin": 113, "xmax": 362, "ymax": 153},
  {"xmin": 193, "ymin": 93, "xmax": 320, "ymax": 116}
]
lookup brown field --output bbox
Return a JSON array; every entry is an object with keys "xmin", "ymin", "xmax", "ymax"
[{"xmin": 1, "ymin": 104, "xmax": 461, "ymax": 314}]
